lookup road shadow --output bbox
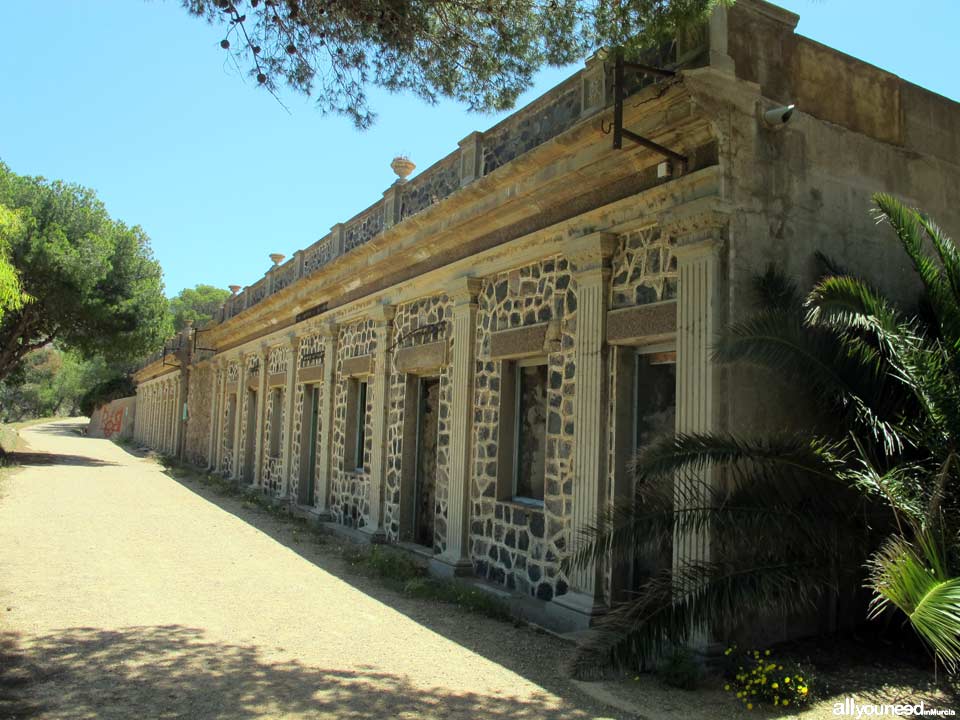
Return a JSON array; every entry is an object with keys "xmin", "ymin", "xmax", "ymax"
[
  {"xmin": 0, "ymin": 625, "xmax": 595, "ymax": 720},
  {"xmin": 153, "ymin": 471, "xmax": 611, "ymax": 716},
  {"xmin": 3, "ymin": 451, "xmax": 119, "ymax": 468},
  {"xmin": 22, "ymin": 422, "xmax": 87, "ymax": 439}
]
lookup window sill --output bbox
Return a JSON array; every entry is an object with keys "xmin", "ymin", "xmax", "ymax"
[{"xmin": 500, "ymin": 497, "xmax": 544, "ymax": 510}]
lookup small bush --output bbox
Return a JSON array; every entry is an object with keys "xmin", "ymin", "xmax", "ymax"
[
  {"xmin": 658, "ymin": 647, "xmax": 703, "ymax": 690},
  {"xmin": 343, "ymin": 545, "xmax": 425, "ymax": 585},
  {"xmin": 402, "ymin": 577, "xmax": 512, "ymax": 621},
  {"xmin": 722, "ymin": 645, "xmax": 813, "ymax": 711}
]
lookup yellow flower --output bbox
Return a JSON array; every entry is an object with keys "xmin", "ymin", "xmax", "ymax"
[
  {"xmin": 784, "ymin": 677, "xmax": 791, "ymax": 684},
  {"xmin": 783, "ymin": 700, "xmax": 790, "ymax": 707},
  {"xmin": 724, "ymin": 684, "xmax": 730, "ymax": 691},
  {"xmin": 774, "ymin": 699, "xmax": 779, "ymax": 706},
  {"xmin": 799, "ymin": 686, "xmax": 808, "ymax": 695},
  {"xmin": 778, "ymin": 665, "xmax": 784, "ymax": 670},
  {"xmin": 771, "ymin": 683, "xmax": 778, "ymax": 690},
  {"xmin": 765, "ymin": 650, "xmax": 771, "ymax": 656},
  {"xmin": 746, "ymin": 703, "xmax": 753, "ymax": 711}
]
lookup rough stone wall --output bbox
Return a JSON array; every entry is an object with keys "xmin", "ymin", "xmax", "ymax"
[
  {"xmin": 237, "ymin": 354, "xmax": 260, "ymax": 481},
  {"xmin": 399, "ymin": 154, "xmax": 460, "ymax": 221},
  {"xmin": 220, "ymin": 361, "xmax": 240, "ymax": 475},
  {"xmin": 469, "ymin": 256, "xmax": 577, "ymax": 601},
  {"xmin": 184, "ymin": 364, "xmax": 214, "ymax": 466},
  {"xmin": 268, "ymin": 346, "xmax": 289, "ymax": 376},
  {"xmin": 610, "ymin": 225, "xmax": 677, "ymax": 308},
  {"xmin": 261, "ymin": 386, "xmax": 286, "ymax": 495},
  {"xmin": 329, "ymin": 319, "xmax": 376, "ymax": 527},
  {"xmin": 383, "ymin": 294, "xmax": 453, "ymax": 549},
  {"xmin": 481, "ymin": 78, "xmax": 582, "ymax": 176}
]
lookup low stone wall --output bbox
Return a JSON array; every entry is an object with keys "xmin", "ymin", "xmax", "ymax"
[{"xmin": 88, "ymin": 396, "xmax": 137, "ymax": 440}]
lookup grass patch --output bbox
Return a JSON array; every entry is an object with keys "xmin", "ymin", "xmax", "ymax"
[{"xmin": 156, "ymin": 454, "xmax": 514, "ymax": 623}]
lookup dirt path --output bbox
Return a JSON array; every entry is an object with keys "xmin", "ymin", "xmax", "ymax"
[{"xmin": 0, "ymin": 419, "xmax": 623, "ymax": 720}]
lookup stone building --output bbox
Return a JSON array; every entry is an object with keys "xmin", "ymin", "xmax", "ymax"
[{"xmin": 133, "ymin": 0, "xmax": 960, "ymax": 631}]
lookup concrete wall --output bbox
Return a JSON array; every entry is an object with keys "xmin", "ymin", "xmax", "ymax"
[{"xmin": 88, "ymin": 396, "xmax": 136, "ymax": 440}]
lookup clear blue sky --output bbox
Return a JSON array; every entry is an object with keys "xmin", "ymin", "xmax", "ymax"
[{"xmin": 1, "ymin": 1, "xmax": 956, "ymax": 298}]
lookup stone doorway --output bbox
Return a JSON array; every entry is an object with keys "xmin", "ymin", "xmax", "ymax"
[
  {"xmin": 298, "ymin": 384, "xmax": 321, "ymax": 506},
  {"xmin": 401, "ymin": 375, "xmax": 440, "ymax": 548},
  {"xmin": 243, "ymin": 389, "xmax": 258, "ymax": 483}
]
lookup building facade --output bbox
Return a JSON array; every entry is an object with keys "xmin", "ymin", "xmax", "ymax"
[{"xmin": 133, "ymin": 0, "xmax": 960, "ymax": 631}]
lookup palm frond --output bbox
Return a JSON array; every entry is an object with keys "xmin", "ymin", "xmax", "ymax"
[
  {"xmin": 873, "ymin": 193, "xmax": 960, "ymax": 346},
  {"xmin": 752, "ymin": 263, "xmax": 801, "ymax": 312},
  {"xmin": 571, "ymin": 560, "xmax": 831, "ymax": 674},
  {"xmin": 632, "ymin": 432, "xmax": 847, "ymax": 485},
  {"xmin": 867, "ymin": 531, "xmax": 960, "ymax": 672}
]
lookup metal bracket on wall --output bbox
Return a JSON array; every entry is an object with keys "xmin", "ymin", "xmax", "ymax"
[
  {"xmin": 193, "ymin": 327, "xmax": 217, "ymax": 355},
  {"xmin": 601, "ymin": 54, "xmax": 688, "ymax": 171},
  {"xmin": 162, "ymin": 338, "xmax": 182, "ymax": 368}
]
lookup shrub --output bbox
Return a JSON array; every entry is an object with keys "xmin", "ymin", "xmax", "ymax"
[
  {"xmin": 722, "ymin": 645, "xmax": 813, "ymax": 711},
  {"xmin": 658, "ymin": 647, "xmax": 703, "ymax": 690}
]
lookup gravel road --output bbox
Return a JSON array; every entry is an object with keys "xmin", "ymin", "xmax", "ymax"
[{"xmin": 0, "ymin": 419, "xmax": 625, "ymax": 720}]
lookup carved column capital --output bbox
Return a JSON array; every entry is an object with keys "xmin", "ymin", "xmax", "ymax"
[
  {"xmin": 446, "ymin": 276, "xmax": 483, "ymax": 308},
  {"xmin": 661, "ymin": 198, "xmax": 732, "ymax": 252},
  {"xmin": 563, "ymin": 231, "xmax": 618, "ymax": 283},
  {"xmin": 369, "ymin": 303, "xmax": 395, "ymax": 326},
  {"xmin": 318, "ymin": 320, "xmax": 339, "ymax": 339}
]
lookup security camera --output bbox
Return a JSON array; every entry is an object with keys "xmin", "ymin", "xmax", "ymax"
[{"xmin": 762, "ymin": 104, "xmax": 796, "ymax": 128}]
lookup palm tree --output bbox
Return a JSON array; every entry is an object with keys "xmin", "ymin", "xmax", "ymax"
[{"xmin": 570, "ymin": 194, "xmax": 960, "ymax": 677}]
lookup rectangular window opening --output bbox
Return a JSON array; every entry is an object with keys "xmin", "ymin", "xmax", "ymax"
[
  {"xmin": 269, "ymin": 388, "xmax": 283, "ymax": 457},
  {"xmin": 225, "ymin": 393, "xmax": 237, "ymax": 449},
  {"xmin": 345, "ymin": 378, "xmax": 368, "ymax": 473},
  {"xmin": 497, "ymin": 358, "xmax": 548, "ymax": 505}
]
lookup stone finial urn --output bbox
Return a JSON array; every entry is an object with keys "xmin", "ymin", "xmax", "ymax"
[
  {"xmin": 269, "ymin": 253, "xmax": 285, "ymax": 266},
  {"xmin": 229, "ymin": 285, "xmax": 242, "ymax": 295},
  {"xmin": 390, "ymin": 155, "xmax": 415, "ymax": 182}
]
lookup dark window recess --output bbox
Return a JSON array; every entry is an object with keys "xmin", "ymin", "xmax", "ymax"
[
  {"xmin": 634, "ymin": 354, "xmax": 676, "ymax": 454},
  {"xmin": 269, "ymin": 389, "xmax": 283, "ymax": 457},
  {"xmin": 514, "ymin": 364, "xmax": 548, "ymax": 501},
  {"xmin": 354, "ymin": 381, "xmax": 367, "ymax": 471}
]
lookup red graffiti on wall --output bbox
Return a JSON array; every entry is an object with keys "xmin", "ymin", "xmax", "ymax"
[{"xmin": 102, "ymin": 407, "xmax": 125, "ymax": 438}]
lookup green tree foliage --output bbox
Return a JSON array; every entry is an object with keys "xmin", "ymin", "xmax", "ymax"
[
  {"xmin": 0, "ymin": 205, "xmax": 31, "ymax": 322},
  {"xmin": 169, "ymin": 284, "xmax": 231, "ymax": 332},
  {"xmin": 0, "ymin": 347, "xmax": 124, "ymax": 421},
  {"xmin": 572, "ymin": 195, "xmax": 960, "ymax": 677},
  {"xmin": 0, "ymin": 162, "xmax": 171, "ymax": 384},
  {"xmin": 182, "ymin": 0, "xmax": 729, "ymax": 128}
]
